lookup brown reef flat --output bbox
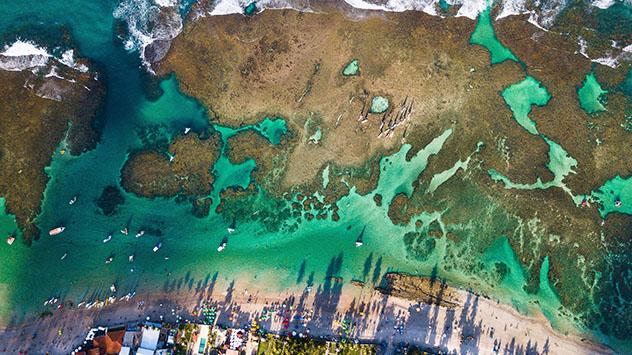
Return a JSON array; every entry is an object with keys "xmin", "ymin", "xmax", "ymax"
[
  {"xmin": 155, "ymin": 4, "xmax": 631, "ymax": 339},
  {"xmin": 121, "ymin": 132, "xmax": 221, "ymax": 200},
  {"xmin": 0, "ymin": 59, "xmax": 104, "ymax": 242}
]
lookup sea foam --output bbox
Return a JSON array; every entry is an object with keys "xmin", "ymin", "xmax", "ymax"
[{"xmin": 114, "ymin": 0, "xmax": 627, "ymax": 69}]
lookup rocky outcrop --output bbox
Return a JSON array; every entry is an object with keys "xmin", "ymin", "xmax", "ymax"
[{"xmin": 0, "ymin": 41, "xmax": 105, "ymax": 242}]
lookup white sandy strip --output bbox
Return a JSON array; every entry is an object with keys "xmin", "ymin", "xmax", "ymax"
[{"xmin": 0, "ymin": 278, "xmax": 612, "ymax": 354}]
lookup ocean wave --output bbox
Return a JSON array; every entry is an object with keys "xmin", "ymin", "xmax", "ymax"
[
  {"xmin": 0, "ymin": 40, "xmax": 90, "ymax": 73},
  {"xmin": 113, "ymin": 0, "xmax": 184, "ymax": 68},
  {"xmin": 115, "ymin": 0, "xmax": 626, "ymax": 69}
]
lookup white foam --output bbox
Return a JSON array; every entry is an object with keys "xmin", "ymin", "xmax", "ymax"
[
  {"xmin": 345, "ymin": 0, "xmax": 443, "ymax": 15},
  {"xmin": 577, "ymin": 36, "xmax": 590, "ymax": 59},
  {"xmin": 1, "ymin": 40, "xmax": 51, "ymax": 57},
  {"xmin": 113, "ymin": 0, "xmax": 183, "ymax": 68},
  {"xmin": 209, "ymin": 0, "xmax": 246, "ymax": 15},
  {"xmin": 591, "ymin": 0, "xmax": 615, "ymax": 9},
  {"xmin": 155, "ymin": 0, "xmax": 178, "ymax": 6},
  {"xmin": 209, "ymin": 0, "xmax": 308, "ymax": 16},
  {"xmin": 577, "ymin": 36, "xmax": 630, "ymax": 68},
  {"xmin": 0, "ymin": 40, "xmax": 51, "ymax": 71},
  {"xmin": 496, "ymin": 0, "xmax": 527, "ymax": 19},
  {"xmin": 592, "ymin": 56, "xmax": 618, "ymax": 68},
  {"xmin": 455, "ymin": 0, "xmax": 490, "ymax": 19}
]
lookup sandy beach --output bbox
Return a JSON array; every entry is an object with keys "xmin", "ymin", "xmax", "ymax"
[{"xmin": 0, "ymin": 278, "xmax": 611, "ymax": 355}]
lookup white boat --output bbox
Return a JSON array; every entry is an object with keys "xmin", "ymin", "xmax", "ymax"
[
  {"xmin": 135, "ymin": 230, "xmax": 145, "ymax": 238},
  {"xmin": 184, "ymin": 127, "xmax": 191, "ymax": 134},
  {"xmin": 6, "ymin": 235, "xmax": 15, "ymax": 245},
  {"xmin": 103, "ymin": 235, "xmax": 112, "ymax": 243},
  {"xmin": 69, "ymin": 196, "xmax": 77, "ymax": 205},
  {"xmin": 49, "ymin": 226, "xmax": 65, "ymax": 236},
  {"xmin": 217, "ymin": 241, "xmax": 226, "ymax": 252},
  {"xmin": 105, "ymin": 256, "xmax": 113, "ymax": 264},
  {"xmin": 110, "ymin": 284, "xmax": 116, "ymax": 293},
  {"xmin": 355, "ymin": 240, "xmax": 363, "ymax": 247},
  {"xmin": 120, "ymin": 228, "xmax": 128, "ymax": 235},
  {"xmin": 615, "ymin": 199, "xmax": 622, "ymax": 207},
  {"xmin": 128, "ymin": 254, "xmax": 134, "ymax": 262},
  {"xmin": 153, "ymin": 242, "xmax": 162, "ymax": 252},
  {"xmin": 60, "ymin": 253, "xmax": 67, "ymax": 260}
]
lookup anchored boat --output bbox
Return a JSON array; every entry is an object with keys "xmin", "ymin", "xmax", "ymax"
[
  {"xmin": 217, "ymin": 239, "xmax": 227, "ymax": 252},
  {"xmin": 49, "ymin": 226, "xmax": 65, "ymax": 236},
  {"xmin": 153, "ymin": 241, "xmax": 162, "ymax": 252},
  {"xmin": 103, "ymin": 234, "xmax": 112, "ymax": 243}
]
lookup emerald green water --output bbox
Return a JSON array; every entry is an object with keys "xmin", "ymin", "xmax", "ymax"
[
  {"xmin": 369, "ymin": 96, "xmax": 389, "ymax": 113},
  {"xmin": 469, "ymin": 7, "xmax": 519, "ymax": 65},
  {"xmin": 342, "ymin": 59, "xmax": 360, "ymax": 76},
  {"xmin": 500, "ymin": 76, "xmax": 551, "ymax": 135},
  {"xmin": 488, "ymin": 76, "xmax": 578, "ymax": 193},
  {"xmin": 0, "ymin": 1, "xmax": 629, "ymax": 351},
  {"xmin": 578, "ymin": 72, "xmax": 608, "ymax": 114}
]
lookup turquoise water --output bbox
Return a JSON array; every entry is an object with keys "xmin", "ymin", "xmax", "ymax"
[
  {"xmin": 342, "ymin": 59, "xmax": 360, "ymax": 76},
  {"xmin": 469, "ymin": 7, "xmax": 519, "ymax": 65},
  {"xmin": 501, "ymin": 76, "xmax": 551, "ymax": 135},
  {"xmin": 0, "ymin": 1, "xmax": 629, "ymax": 351},
  {"xmin": 489, "ymin": 76, "xmax": 578, "ymax": 193},
  {"xmin": 577, "ymin": 72, "xmax": 608, "ymax": 114},
  {"xmin": 369, "ymin": 96, "xmax": 389, "ymax": 114}
]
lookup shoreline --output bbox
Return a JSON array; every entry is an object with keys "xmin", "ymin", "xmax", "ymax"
[{"xmin": 0, "ymin": 278, "xmax": 612, "ymax": 355}]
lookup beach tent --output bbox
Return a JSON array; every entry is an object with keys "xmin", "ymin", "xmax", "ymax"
[
  {"xmin": 136, "ymin": 348, "xmax": 154, "ymax": 355},
  {"xmin": 139, "ymin": 326, "xmax": 160, "ymax": 350}
]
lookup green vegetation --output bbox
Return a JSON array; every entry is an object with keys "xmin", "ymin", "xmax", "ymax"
[
  {"xmin": 257, "ymin": 335, "xmax": 377, "ymax": 355},
  {"xmin": 175, "ymin": 323, "xmax": 199, "ymax": 354}
]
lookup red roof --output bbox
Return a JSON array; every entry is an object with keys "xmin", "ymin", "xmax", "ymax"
[{"xmin": 91, "ymin": 329, "xmax": 125, "ymax": 355}]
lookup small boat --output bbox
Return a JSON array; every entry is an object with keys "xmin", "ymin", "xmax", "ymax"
[
  {"xmin": 615, "ymin": 199, "xmax": 622, "ymax": 208},
  {"xmin": 355, "ymin": 226, "xmax": 365, "ymax": 247},
  {"xmin": 184, "ymin": 127, "xmax": 191, "ymax": 134},
  {"xmin": 49, "ymin": 226, "xmax": 66, "ymax": 236},
  {"xmin": 217, "ymin": 240, "xmax": 227, "ymax": 252},
  {"xmin": 60, "ymin": 253, "xmax": 67, "ymax": 260},
  {"xmin": 110, "ymin": 284, "xmax": 116, "ymax": 293},
  {"xmin": 69, "ymin": 196, "xmax": 77, "ymax": 205},
  {"xmin": 227, "ymin": 219, "xmax": 236, "ymax": 234},
  {"xmin": 120, "ymin": 228, "xmax": 128, "ymax": 235},
  {"xmin": 105, "ymin": 256, "xmax": 114, "ymax": 264},
  {"xmin": 153, "ymin": 242, "xmax": 162, "ymax": 252},
  {"xmin": 128, "ymin": 254, "xmax": 135, "ymax": 262},
  {"xmin": 103, "ymin": 234, "xmax": 112, "ymax": 243},
  {"xmin": 6, "ymin": 235, "xmax": 15, "ymax": 245},
  {"xmin": 135, "ymin": 230, "xmax": 145, "ymax": 238}
]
